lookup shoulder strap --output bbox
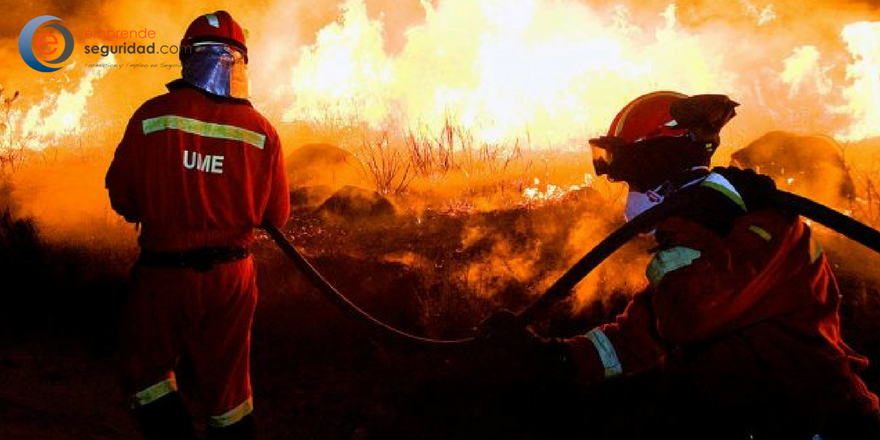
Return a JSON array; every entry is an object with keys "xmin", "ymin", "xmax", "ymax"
[{"xmin": 664, "ymin": 172, "xmax": 749, "ymax": 237}]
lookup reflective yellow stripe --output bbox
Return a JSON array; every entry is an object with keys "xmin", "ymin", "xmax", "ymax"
[
  {"xmin": 700, "ymin": 173, "xmax": 747, "ymax": 211},
  {"xmin": 132, "ymin": 376, "xmax": 177, "ymax": 408},
  {"xmin": 585, "ymin": 328, "xmax": 623, "ymax": 379},
  {"xmin": 208, "ymin": 397, "xmax": 253, "ymax": 428},
  {"xmin": 647, "ymin": 246, "xmax": 702, "ymax": 285},
  {"xmin": 748, "ymin": 225, "xmax": 772, "ymax": 242},
  {"xmin": 142, "ymin": 115, "xmax": 266, "ymax": 149},
  {"xmin": 810, "ymin": 237, "xmax": 823, "ymax": 263}
]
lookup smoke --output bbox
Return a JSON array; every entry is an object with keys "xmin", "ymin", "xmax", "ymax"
[
  {"xmin": 447, "ymin": 180, "xmax": 651, "ymax": 307},
  {"xmin": 459, "ymin": 224, "xmax": 541, "ymax": 298}
]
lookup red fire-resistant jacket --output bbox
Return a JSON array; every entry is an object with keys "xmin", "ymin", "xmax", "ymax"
[
  {"xmin": 566, "ymin": 172, "xmax": 879, "ymax": 428},
  {"xmin": 106, "ymin": 81, "xmax": 289, "ymax": 251}
]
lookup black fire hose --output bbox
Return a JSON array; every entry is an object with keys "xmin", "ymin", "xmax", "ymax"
[
  {"xmin": 264, "ymin": 189, "xmax": 880, "ymax": 348},
  {"xmin": 263, "ymin": 223, "xmax": 474, "ymax": 348}
]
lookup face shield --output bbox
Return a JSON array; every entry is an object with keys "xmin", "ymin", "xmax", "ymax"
[{"xmin": 182, "ymin": 42, "xmax": 250, "ymax": 100}]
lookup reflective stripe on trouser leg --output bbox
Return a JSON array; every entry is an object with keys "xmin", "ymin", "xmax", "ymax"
[
  {"xmin": 585, "ymin": 328, "xmax": 623, "ymax": 379},
  {"xmin": 208, "ymin": 396, "xmax": 254, "ymax": 428},
  {"xmin": 131, "ymin": 375, "xmax": 178, "ymax": 409},
  {"xmin": 187, "ymin": 258, "xmax": 257, "ymax": 423}
]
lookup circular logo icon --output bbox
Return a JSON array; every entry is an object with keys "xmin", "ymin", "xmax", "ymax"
[{"xmin": 19, "ymin": 16, "xmax": 74, "ymax": 73}]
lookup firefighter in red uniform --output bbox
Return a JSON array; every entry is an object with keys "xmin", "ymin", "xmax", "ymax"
[
  {"xmin": 106, "ymin": 11, "xmax": 289, "ymax": 440},
  {"xmin": 483, "ymin": 92, "xmax": 880, "ymax": 439}
]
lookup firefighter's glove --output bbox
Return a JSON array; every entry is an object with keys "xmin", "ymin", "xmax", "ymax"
[
  {"xmin": 712, "ymin": 166, "xmax": 777, "ymax": 211},
  {"xmin": 477, "ymin": 309, "xmax": 534, "ymax": 352},
  {"xmin": 476, "ymin": 310, "xmax": 575, "ymax": 381}
]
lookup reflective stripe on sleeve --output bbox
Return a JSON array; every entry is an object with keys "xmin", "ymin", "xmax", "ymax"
[
  {"xmin": 142, "ymin": 115, "xmax": 266, "ymax": 149},
  {"xmin": 208, "ymin": 397, "xmax": 254, "ymax": 428},
  {"xmin": 646, "ymin": 246, "xmax": 702, "ymax": 285},
  {"xmin": 585, "ymin": 328, "xmax": 623, "ymax": 379},
  {"xmin": 700, "ymin": 173, "xmax": 747, "ymax": 211},
  {"xmin": 810, "ymin": 237, "xmax": 823, "ymax": 263},
  {"xmin": 132, "ymin": 376, "xmax": 178, "ymax": 408},
  {"xmin": 748, "ymin": 225, "xmax": 773, "ymax": 242}
]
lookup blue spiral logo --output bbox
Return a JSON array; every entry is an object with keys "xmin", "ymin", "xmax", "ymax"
[{"xmin": 19, "ymin": 16, "xmax": 74, "ymax": 73}]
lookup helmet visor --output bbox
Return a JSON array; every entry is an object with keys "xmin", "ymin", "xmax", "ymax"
[{"xmin": 182, "ymin": 42, "xmax": 250, "ymax": 99}]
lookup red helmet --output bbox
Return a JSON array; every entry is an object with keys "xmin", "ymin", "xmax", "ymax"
[
  {"xmin": 607, "ymin": 91, "xmax": 689, "ymax": 144},
  {"xmin": 180, "ymin": 11, "xmax": 247, "ymax": 61},
  {"xmin": 590, "ymin": 91, "xmax": 739, "ymax": 191}
]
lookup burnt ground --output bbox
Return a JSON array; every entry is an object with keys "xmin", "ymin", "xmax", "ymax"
[{"xmin": 0, "ymin": 193, "xmax": 879, "ymax": 440}]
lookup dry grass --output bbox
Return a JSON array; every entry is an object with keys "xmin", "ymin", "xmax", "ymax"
[
  {"xmin": 355, "ymin": 131, "xmax": 416, "ymax": 196},
  {"xmin": 320, "ymin": 118, "xmax": 550, "ymax": 210},
  {"xmin": 404, "ymin": 120, "xmax": 458, "ymax": 176},
  {"xmin": 841, "ymin": 141, "xmax": 880, "ymax": 228},
  {"xmin": 0, "ymin": 87, "xmax": 26, "ymax": 173}
]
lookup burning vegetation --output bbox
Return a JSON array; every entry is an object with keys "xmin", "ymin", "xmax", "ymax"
[
  {"xmin": 1, "ymin": 0, "xmax": 880, "ymax": 439},
  {"xmin": 2, "ymin": 0, "xmax": 879, "ymax": 231}
]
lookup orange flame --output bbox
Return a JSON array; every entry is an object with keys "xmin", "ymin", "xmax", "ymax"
[
  {"xmin": 276, "ymin": 0, "xmax": 878, "ymax": 148},
  {"xmin": 836, "ymin": 21, "xmax": 880, "ymax": 141},
  {"xmin": 3, "ymin": 54, "xmax": 115, "ymax": 153}
]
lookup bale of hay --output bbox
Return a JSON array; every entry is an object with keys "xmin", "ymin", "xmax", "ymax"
[
  {"xmin": 285, "ymin": 143, "xmax": 364, "ymax": 189},
  {"xmin": 731, "ymin": 131, "xmax": 854, "ymax": 207},
  {"xmin": 289, "ymin": 185, "xmax": 336, "ymax": 209},
  {"xmin": 315, "ymin": 186, "xmax": 396, "ymax": 219}
]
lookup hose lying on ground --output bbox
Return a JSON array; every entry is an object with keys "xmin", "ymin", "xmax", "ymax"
[
  {"xmin": 263, "ymin": 189, "xmax": 880, "ymax": 348},
  {"xmin": 263, "ymin": 223, "xmax": 473, "ymax": 348}
]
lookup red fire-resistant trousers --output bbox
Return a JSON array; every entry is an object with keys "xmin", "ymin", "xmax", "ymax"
[{"xmin": 120, "ymin": 257, "xmax": 257, "ymax": 428}]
